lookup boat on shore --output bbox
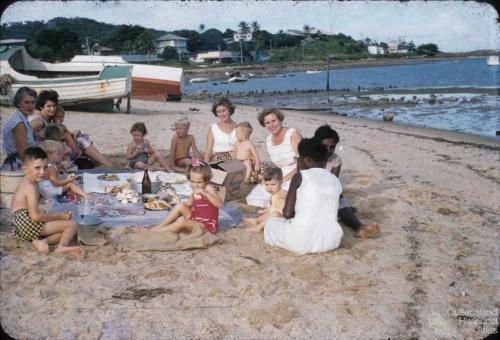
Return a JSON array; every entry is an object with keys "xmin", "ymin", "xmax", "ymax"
[
  {"xmin": 0, "ymin": 46, "xmax": 131, "ymax": 110},
  {"xmin": 70, "ymin": 55, "xmax": 184, "ymax": 101},
  {"xmin": 189, "ymin": 77, "xmax": 210, "ymax": 83},
  {"xmin": 228, "ymin": 76, "xmax": 248, "ymax": 83},
  {"xmin": 486, "ymin": 56, "xmax": 499, "ymax": 66}
]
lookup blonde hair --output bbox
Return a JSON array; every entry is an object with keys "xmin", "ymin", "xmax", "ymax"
[
  {"xmin": 39, "ymin": 140, "xmax": 62, "ymax": 154},
  {"xmin": 54, "ymin": 105, "xmax": 66, "ymax": 118},
  {"xmin": 236, "ymin": 121, "xmax": 253, "ymax": 136},
  {"xmin": 175, "ymin": 117, "xmax": 190, "ymax": 127}
]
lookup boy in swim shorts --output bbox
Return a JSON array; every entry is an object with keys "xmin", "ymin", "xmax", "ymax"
[{"xmin": 169, "ymin": 117, "xmax": 203, "ymax": 169}]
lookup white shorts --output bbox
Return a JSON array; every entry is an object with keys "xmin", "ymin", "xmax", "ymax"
[{"xmin": 38, "ymin": 180, "xmax": 63, "ymax": 198}]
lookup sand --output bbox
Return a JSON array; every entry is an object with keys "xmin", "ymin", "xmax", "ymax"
[{"xmin": 0, "ymin": 99, "xmax": 499, "ymax": 338}]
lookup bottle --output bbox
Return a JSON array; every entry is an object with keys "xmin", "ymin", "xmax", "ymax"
[{"xmin": 142, "ymin": 168, "xmax": 152, "ymax": 194}]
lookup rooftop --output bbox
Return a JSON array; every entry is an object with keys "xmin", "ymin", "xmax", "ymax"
[{"xmin": 156, "ymin": 34, "xmax": 188, "ymax": 41}]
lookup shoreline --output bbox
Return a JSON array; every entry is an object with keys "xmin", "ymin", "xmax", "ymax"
[{"xmin": 184, "ymin": 54, "xmax": 488, "ymax": 80}]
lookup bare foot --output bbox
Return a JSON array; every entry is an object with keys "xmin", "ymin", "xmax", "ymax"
[
  {"xmin": 355, "ymin": 223, "xmax": 380, "ymax": 238},
  {"xmin": 245, "ymin": 224, "xmax": 264, "ymax": 233},
  {"xmin": 242, "ymin": 217, "xmax": 257, "ymax": 226},
  {"xmin": 32, "ymin": 239, "xmax": 49, "ymax": 254},
  {"xmin": 54, "ymin": 246, "xmax": 84, "ymax": 256}
]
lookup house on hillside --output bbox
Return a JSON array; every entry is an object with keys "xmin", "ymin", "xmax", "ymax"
[
  {"xmin": 367, "ymin": 45, "xmax": 387, "ymax": 55},
  {"xmin": 194, "ymin": 51, "xmax": 240, "ymax": 64},
  {"xmin": 156, "ymin": 34, "xmax": 188, "ymax": 55},
  {"xmin": 388, "ymin": 41, "xmax": 409, "ymax": 54},
  {"xmin": 92, "ymin": 45, "xmax": 114, "ymax": 56}
]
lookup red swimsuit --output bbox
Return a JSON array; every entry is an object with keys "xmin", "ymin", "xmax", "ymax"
[{"xmin": 190, "ymin": 198, "xmax": 219, "ymax": 234}]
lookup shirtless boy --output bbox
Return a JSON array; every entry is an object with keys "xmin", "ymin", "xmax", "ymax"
[
  {"xmin": 10, "ymin": 147, "xmax": 82, "ymax": 255},
  {"xmin": 169, "ymin": 117, "xmax": 202, "ymax": 168},
  {"xmin": 232, "ymin": 122, "xmax": 260, "ymax": 184}
]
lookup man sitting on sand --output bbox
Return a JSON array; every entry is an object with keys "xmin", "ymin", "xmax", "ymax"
[{"xmin": 10, "ymin": 147, "xmax": 83, "ymax": 255}]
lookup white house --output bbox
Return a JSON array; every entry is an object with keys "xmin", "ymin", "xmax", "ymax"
[
  {"xmin": 367, "ymin": 45, "xmax": 386, "ymax": 55},
  {"xmin": 156, "ymin": 34, "xmax": 188, "ymax": 55},
  {"xmin": 194, "ymin": 51, "xmax": 240, "ymax": 64},
  {"xmin": 387, "ymin": 41, "xmax": 409, "ymax": 54}
]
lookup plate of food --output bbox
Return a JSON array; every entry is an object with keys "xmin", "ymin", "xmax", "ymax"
[
  {"xmin": 160, "ymin": 172, "xmax": 188, "ymax": 185},
  {"xmin": 143, "ymin": 198, "xmax": 170, "ymax": 211},
  {"xmin": 98, "ymin": 174, "xmax": 120, "ymax": 181}
]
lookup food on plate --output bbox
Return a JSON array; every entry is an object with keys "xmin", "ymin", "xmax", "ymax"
[
  {"xmin": 144, "ymin": 198, "xmax": 170, "ymax": 210},
  {"xmin": 97, "ymin": 174, "xmax": 119, "ymax": 181}
]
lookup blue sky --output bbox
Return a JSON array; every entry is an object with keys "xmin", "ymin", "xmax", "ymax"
[{"xmin": 1, "ymin": 0, "xmax": 498, "ymax": 52}]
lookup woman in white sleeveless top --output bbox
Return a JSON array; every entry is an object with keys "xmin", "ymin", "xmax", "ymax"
[
  {"xmin": 246, "ymin": 109, "xmax": 302, "ymax": 207},
  {"xmin": 264, "ymin": 138, "xmax": 343, "ymax": 254},
  {"xmin": 204, "ymin": 98, "xmax": 237, "ymax": 162}
]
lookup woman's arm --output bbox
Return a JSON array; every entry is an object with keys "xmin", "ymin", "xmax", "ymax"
[
  {"xmin": 331, "ymin": 164, "xmax": 341, "ymax": 178},
  {"xmin": 27, "ymin": 185, "xmax": 71, "ymax": 222},
  {"xmin": 190, "ymin": 135, "xmax": 203, "ymax": 160},
  {"xmin": 282, "ymin": 172, "xmax": 302, "ymax": 219},
  {"xmin": 204, "ymin": 128, "xmax": 214, "ymax": 162},
  {"xmin": 47, "ymin": 166, "xmax": 75, "ymax": 186},
  {"xmin": 13, "ymin": 123, "xmax": 29, "ymax": 160},
  {"xmin": 290, "ymin": 131, "xmax": 302, "ymax": 155}
]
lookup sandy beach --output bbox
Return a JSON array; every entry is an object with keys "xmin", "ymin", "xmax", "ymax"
[{"xmin": 0, "ymin": 99, "xmax": 499, "ymax": 338}]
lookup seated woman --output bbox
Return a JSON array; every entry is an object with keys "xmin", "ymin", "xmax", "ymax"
[
  {"xmin": 203, "ymin": 97, "xmax": 237, "ymax": 162},
  {"xmin": 246, "ymin": 108, "xmax": 302, "ymax": 207},
  {"xmin": 1, "ymin": 87, "xmax": 37, "ymax": 171},
  {"xmin": 264, "ymin": 138, "xmax": 343, "ymax": 254}
]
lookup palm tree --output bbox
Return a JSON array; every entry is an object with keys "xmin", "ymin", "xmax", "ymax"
[
  {"xmin": 251, "ymin": 21, "xmax": 260, "ymax": 33},
  {"xmin": 134, "ymin": 31, "xmax": 156, "ymax": 63},
  {"xmin": 198, "ymin": 24, "xmax": 205, "ymax": 33},
  {"xmin": 238, "ymin": 21, "xmax": 250, "ymax": 34}
]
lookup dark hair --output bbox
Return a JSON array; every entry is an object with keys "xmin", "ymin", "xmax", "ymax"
[
  {"xmin": 130, "ymin": 122, "xmax": 147, "ymax": 135},
  {"xmin": 36, "ymin": 90, "xmax": 59, "ymax": 110},
  {"xmin": 263, "ymin": 167, "xmax": 283, "ymax": 181},
  {"xmin": 313, "ymin": 124, "xmax": 339, "ymax": 144},
  {"xmin": 186, "ymin": 163, "xmax": 212, "ymax": 182},
  {"xmin": 23, "ymin": 147, "xmax": 47, "ymax": 162},
  {"xmin": 257, "ymin": 108, "xmax": 285, "ymax": 127},
  {"xmin": 45, "ymin": 123, "xmax": 64, "ymax": 141},
  {"xmin": 13, "ymin": 87, "xmax": 37, "ymax": 109},
  {"xmin": 211, "ymin": 97, "xmax": 235, "ymax": 116},
  {"xmin": 298, "ymin": 138, "xmax": 328, "ymax": 163}
]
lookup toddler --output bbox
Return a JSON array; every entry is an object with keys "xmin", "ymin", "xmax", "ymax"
[
  {"xmin": 243, "ymin": 167, "xmax": 287, "ymax": 232},
  {"xmin": 38, "ymin": 140, "xmax": 89, "ymax": 199},
  {"xmin": 169, "ymin": 117, "xmax": 202, "ymax": 168},
  {"xmin": 45, "ymin": 123, "xmax": 78, "ymax": 172},
  {"xmin": 127, "ymin": 122, "xmax": 171, "ymax": 170},
  {"xmin": 314, "ymin": 124, "xmax": 379, "ymax": 238},
  {"xmin": 10, "ymin": 147, "xmax": 82, "ymax": 255},
  {"xmin": 232, "ymin": 122, "xmax": 260, "ymax": 184},
  {"xmin": 139, "ymin": 163, "xmax": 223, "ymax": 234}
]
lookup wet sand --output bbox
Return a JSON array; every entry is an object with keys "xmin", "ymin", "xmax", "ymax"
[{"xmin": 0, "ymin": 100, "xmax": 499, "ymax": 338}]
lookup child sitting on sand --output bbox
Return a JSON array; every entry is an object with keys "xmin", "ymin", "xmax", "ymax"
[
  {"xmin": 169, "ymin": 117, "xmax": 202, "ymax": 169},
  {"xmin": 139, "ymin": 163, "xmax": 223, "ymax": 234},
  {"xmin": 10, "ymin": 147, "xmax": 82, "ymax": 255},
  {"xmin": 127, "ymin": 122, "xmax": 171, "ymax": 170},
  {"xmin": 38, "ymin": 140, "xmax": 90, "ymax": 199},
  {"xmin": 243, "ymin": 167, "xmax": 287, "ymax": 232},
  {"xmin": 45, "ymin": 124, "xmax": 78, "ymax": 172},
  {"xmin": 231, "ymin": 122, "xmax": 260, "ymax": 184},
  {"xmin": 313, "ymin": 124, "xmax": 379, "ymax": 238}
]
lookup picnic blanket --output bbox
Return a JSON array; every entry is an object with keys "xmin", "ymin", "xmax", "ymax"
[{"xmin": 108, "ymin": 225, "xmax": 218, "ymax": 252}]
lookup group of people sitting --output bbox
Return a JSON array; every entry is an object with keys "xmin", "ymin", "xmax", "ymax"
[{"xmin": 3, "ymin": 87, "xmax": 378, "ymax": 256}]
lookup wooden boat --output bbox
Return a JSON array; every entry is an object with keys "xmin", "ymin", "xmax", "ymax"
[
  {"xmin": 0, "ymin": 46, "xmax": 131, "ymax": 109},
  {"xmin": 306, "ymin": 70, "xmax": 322, "ymax": 74},
  {"xmin": 486, "ymin": 56, "xmax": 499, "ymax": 66},
  {"xmin": 228, "ymin": 76, "xmax": 248, "ymax": 83},
  {"xmin": 70, "ymin": 55, "xmax": 184, "ymax": 101}
]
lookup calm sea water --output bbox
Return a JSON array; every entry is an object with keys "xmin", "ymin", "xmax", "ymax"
[{"xmin": 186, "ymin": 58, "xmax": 499, "ymax": 137}]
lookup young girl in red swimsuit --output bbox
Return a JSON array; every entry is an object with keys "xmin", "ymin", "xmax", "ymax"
[{"xmin": 140, "ymin": 163, "xmax": 223, "ymax": 234}]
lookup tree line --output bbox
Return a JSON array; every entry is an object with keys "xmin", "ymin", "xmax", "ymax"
[{"xmin": 1, "ymin": 17, "xmax": 440, "ymax": 63}]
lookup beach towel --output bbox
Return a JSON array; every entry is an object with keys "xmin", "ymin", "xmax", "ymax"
[{"xmin": 109, "ymin": 224, "xmax": 218, "ymax": 252}]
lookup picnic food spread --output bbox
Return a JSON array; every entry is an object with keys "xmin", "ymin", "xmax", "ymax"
[
  {"xmin": 144, "ymin": 198, "xmax": 170, "ymax": 210},
  {"xmin": 97, "ymin": 174, "xmax": 120, "ymax": 181}
]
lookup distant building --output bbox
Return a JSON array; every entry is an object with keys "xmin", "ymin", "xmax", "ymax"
[
  {"xmin": 194, "ymin": 51, "xmax": 240, "ymax": 64},
  {"xmin": 92, "ymin": 45, "xmax": 114, "ymax": 56},
  {"xmin": 367, "ymin": 45, "xmax": 386, "ymax": 55},
  {"xmin": 0, "ymin": 39, "xmax": 26, "ymax": 46},
  {"xmin": 388, "ymin": 41, "xmax": 409, "ymax": 54},
  {"xmin": 119, "ymin": 54, "xmax": 163, "ymax": 65},
  {"xmin": 156, "ymin": 34, "xmax": 188, "ymax": 55}
]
